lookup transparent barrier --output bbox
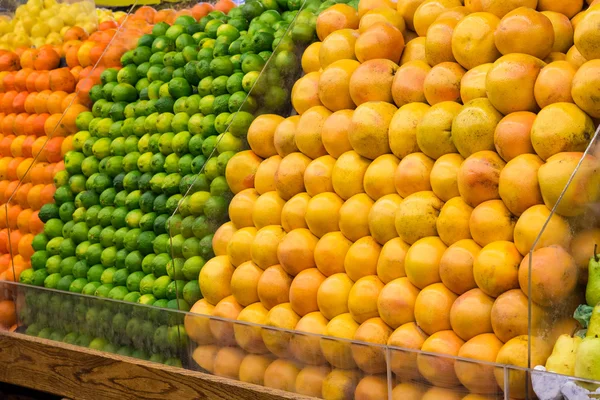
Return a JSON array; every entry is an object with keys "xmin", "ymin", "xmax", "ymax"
[
  {"xmin": 2, "ymin": 280, "xmax": 535, "ymax": 399},
  {"xmin": 526, "ymin": 123, "xmax": 600, "ymax": 398}
]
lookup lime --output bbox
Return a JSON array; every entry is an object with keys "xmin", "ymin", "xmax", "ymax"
[
  {"xmin": 241, "ymin": 53, "xmax": 266, "ymax": 74},
  {"xmin": 101, "ymin": 68, "xmax": 119, "ymax": 85},
  {"xmin": 138, "ymin": 231, "xmax": 156, "ymax": 256},
  {"xmin": 227, "ymin": 111, "xmax": 255, "ymax": 138},
  {"xmin": 87, "ymin": 265, "xmax": 105, "ymax": 282},
  {"xmin": 243, "ymin": 1, "xmax": 265, "ymax": 19},
  {"xmin": 124, "ymin": 292, "xmax": 141, "ymax": 303},
  {"xmin": 31, "ymin": 269, "xmax": 49, "ymax": 286},
  {"xmin": 100, "ymin": 267, "xmax": 117, "ymax": 285},
  {"xmin": 178, "ymin": 154, "xmax": 194, "ymax": 176},
  {"xmin": 152, "ymin": 22, "xmax": 169, "ymax": 37},
  {"xmin": 168, "ymin": 77, "xmax": 192, "ymax": 99},
  {"xmin": 175, "ymin": 34, "xmax": 195, "ymax": 51},
  {"xmin": 82, "ymin": 281, "xmax": 101, "ymax": 296},
  {"xmin": 87, "ymin": 224, "xmax": 102, "ymax": 244},
  {"xmin": 99, "ymin": 226, "xmax": 116, "ymax": 247},
  {"xmin": 101, "ymin": 247, "xmax": 118, "ymax": 268},
  {"xmin": 57, "ymin": 275, "xmax": 75, "ymax": 291},
  {"xmin": 199, "ymin": 235, "xmax": 215, "ymax": 259},
  {"xmin": 209, "ymin": 56, "xmax": 234, "ymax": 77},
  {"xmin": 205, "ymin": 19, "xmax": 224, "ymax": 39},
  {"xmin": 166, "ymin": 279, "xmax": 185, "ymax": 300},
  {"xmin": 39, "ymin": 203, "xmax": 60, "ymax": 222},
  {"xmin": 44, "ymin": 218, "xmax": 64, "ymax": 239},
  {"xmin": 183, "ymin": 280, "xmax": 202, "ymax": 304},
  {"xmin": 152, "ymin": 251, "xmax": 170, "ymax": 276},
  {"xmin": 108, "ymin": 286, "xmax": 129, "ymax": 301},
  {"xmin": 171, "ymin": 113, "xmax": 190, "ymax": 133},
  {"xmin": 150, "ymin": 173, "xmax": 167, "ymax": 193},
  {"xmin": 154, "ymin": 215, "xmax": 169, "ymax": 235},
  {"xmin": 58, "ymin": 256, "xmax": 76, "ymax": 276},
  {"xmin": 86, "ymin": 243, "xmax": 103, "ymax": 266},
  {"xmin": 43, "ymin": 272, "xmax": 61, "ymax": 288},
  {"xmin": 166, "ymin": 24, "xmax": 186, "ymax": 40},
  {"xmin": 95, "ymin": 284, "xmax": 114, "ymax": 297},
  {"xmin": 69, "ymin": 278, "xmax": 88, "ymax": 293},
  {"xmin": 139, "ymin": 274, "xmax": 157, "ymax": 295},
  {"xmin": 173, "ymin": 97, "xmax": 187, "ymax": 114},
  {"xmin": 115, "ymin": 248, "xmax": 127, "ymax": 269},
  {"xmin": 138, "ymin": 293, "xmax": 156, "ymax": 306},
  {"xmin": 117, "ymin": 64, "xmax": 139, "ymax": 85},
  {"xmin": 32, "ymin": 234, "xmax": 49, "ymax": 253},
  {"xmin": 152, "ymin": 275, "xmax": 172, "ymax": 299},
  {"xmin": 204, "ymin": 196, "xmax": 228, "ymax": 222},
  {"xmin": 164, "ymin": 153, "xmax": 180, "ymax": 174},
  {"xmin": 46, "ymin": 237, "xmax": 64, "ymax": 257},
  {"xmin": 62, "ymin": 221, "xmax": 75, "ymax": 238},
  {"xmin": 59, "ymin": 238, "xmax": 76, "ymax": 258},
  {"xmin": 124, "ymin": 228, "xmax": 142, "ymax": 252},
  {"xmin": 133, "ymin": 46, "xmax": 152, "ymax": 65},
  {"xmin": 75, "ymin": 241, "xmax": 90, "ymax": 259}
]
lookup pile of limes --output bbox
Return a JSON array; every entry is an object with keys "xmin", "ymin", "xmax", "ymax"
[{"xmin": 23, "ymin": 0, "xmax": 320, "ymax": 320}]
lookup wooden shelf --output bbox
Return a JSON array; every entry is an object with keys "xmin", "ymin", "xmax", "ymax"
[{"xmin": 0, "ymin": 332, "xmax": 311, "ymax": 400}]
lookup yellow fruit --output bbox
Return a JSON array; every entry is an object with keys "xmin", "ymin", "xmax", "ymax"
[
  {"xmin": 304, "ymin": 155, "xmax": 336, "ymax": 197},
  {"xmin": 423, "ymin": 61, "xmax": 466, "ymax": 105},
  {"xmin": 455, "ymin": 333, "xmax": 504, "ymax": 394},
  {"xmin": 452, "ymin": 12, "xmax": 501, "ymax": 70},
  {"xmin": 296, "ymin": 106, "xmax": 332, "ymax": 159},
  {"xmin": 473, "ymin": 241, "xmax": 522, "ymax": 297},
  {"xmin": 322, "ymin": 369, "xmax": 361, "ymax": 400},
  {"xmin": 254, "ymin": 155, "xmax": 282, "ymax": 195},
  {"xmin": 263, "ymin": 303, "xmax": 300, "ymax": 358},
  {"xmin": 213, "ymin": 346, "xmax": 245, "ymax": 379},
  {"xmin": 539, "ymin": 0, "xmax": 583, "ymax": 19},
  {"xmin": 394, "ymin": 191, "xmax": 444, "ymax": 244},
  {"xmin": 322, "ymin": 110, "xmax": 354, "ymax": 158},
  {"xmin": 451, "ymin": 98, "xmax": 503, "ymax": 158},
  {"xmin": 566, "ymin": 44, "xmax": 587, "ymax": 69},
  {"xmin": 210, "ymin": 296, "xmax": 243, "ymax": 345},
  {"xmin": 364, "ymin": 154, "xmax": 399, "ymax": 200},
  {"xmin": 332, "ymin": 151, "xmax": 370, "ymax": 200},
  {"xmin": 302, "ymin": 42, "xmax": 322, "ymax": 74},
  {"xmin": 251, "ymin": 225, "xmax": 286, "ymax": 270},
  {"xmin": 339, "ymin": 193, "xmax": 374, "ymax": 241},
  {"xmin": 494, "ymin": 7, "xmax": 555, "ymax": 59},
  {"xmin": 277, "ymin": 228, "xmax": 319, "ymax": 276},
  {"xmin": 264, "ymin": 359, "xmax": 301, "ymax": 392},
  {"xmin": 248, "ymin": 114, "xmax": 283, "ymax": 158},
  {"xmin": 314, "ymin": 232, "xmax": 353, "ymax": 276},
  {"xmin": 404, "ymin": 236, "xmax": 447, "ymax": 289},
  {"xmin": 460, "ymin": 63, "xmax": 493, "ymax": 103},
  {"xmin": 290, "ymin": 268, "xmax": 326, "ymax": 317},
  {"xmin": 574, "ymin": 5, "xmax": 600, "ymax": 61},
  {"xmin": 360, "ymin": 7, "xmax": 406, "ymax": 33},
  {"xmin": 227, "ymin": 227, "xmax": 257, "ymax": 267},
  {"xmin": 436, "ymin": 197, "xmax": 473, "ymax": 246},
  {"xmin": 317, "ymin": 4, "xmax": 360, "ymax": 41},
  {"xmin": 457, "ymin": 150, "xmax": 506, "ymax": 207},
  {"xmin": 439, "ymin": 239, "xmax": 481, "ymax": 295},
  {"xmin": 533, "ymin": 60, "xmax": 576, "ymax": 109},
  {"xmin": 212, "ymin": 222, "xmax": 237, "ymax": 257},
  {"xmin": 378, "ymin": 277, "xmax": 420, "ymax": 328},
  {"xmin": 474, "ymin": 0, "xmax": 538, "ymax": 18},
  {"xmin": 296, "ymin": 365, "xmax": 331, "ymax": 398},
  {"xmin": 572, "ymin": 60, "xmax": 600, "ymax": 118},
  {"xmin": 320, "ymin": 313, "xmax": 360, "ymax": 369},
  {"xmin": 450, "ymin": 289, "xmax": 494, "ymax": 341},
  {"xmin": 228, "ymin": 188, "xmax": 259, "ymax": 229},
  {"xmin": 413, "ymin": 0, "xmax": 462, "ymax": 37},
  {"xmin": 291, "ymin": 72, "xmax": 323, "ymax": 116},
  {"xmin": 185, "ymin": 299, "xmax": 215, "ymax": 345},
  {"xmin": 400, "ymin": 36, "xmax": 428, "ymax": 65},
  {"xmin": 319, "ymin": 28, "xmax": 359, "ymax": 68},
  {"xmin": 348, "ymin": 275, "xmax": 385, "ymax": 323},
  {"xmin": 469, "ymin": 200, "xmax": 516, "ymax": 246},
  {"xmin": 394, "ymin": 152, "xmax": 434, "ymax": 198},
  {"xmin": 234, "ymin": 303, "xmax": 269, "ymax": 354},
  {"xmin": 514, "ymin": 204, "xmax": 572, "ymax": 256},
  {"xmin": 354, "ymin": 375, "xmax": 389, "ymax": 400},
  {"xmin": 192, "ymin": 345, "xmax": 218, "ymax": 373},
  {"xmin": 391, "ymin": 383, "xmax": 426, "ymax": 400},
  {"xmin": 388, "ymin": 322, "xmax": 429, "ymax": 381},
  {"xmin": 530, "ymin": 102, "xmax": 594, "ymax": 161},
  {"xmin": 493, "ymin": 111, "xmax": 537, "ymax": 162},
  {"xmin": 344, "ymin": 236, "xmax": 382, "ymax": 281},
  {"xmin": 199, "ymin": 256, "xmax": 235, "ymax": 306},
  {"xmin": 391, "ymin": 60, "xmax": 431, "ymax": 107},
  {"xmin": 485, "ymin": 53, "xmax": 546, "ymax": 115},
  {"xmin": 257, "ymin": 265, "xmax": 292, "ymax": 310},
  {"xmin": 377, "ymin": 237, "xmax": 410, "ymax": 283},
  {"xmin": 239, "ymin": 354, "xmax": 274, "ymax": 386},
  {"xmin": 538, "ymin": 152, "xmax": 600, "ymax": 217},
  {"xmin": 349, "ymin": 59, "xmax": 399, "ymax": 105},
  {"xmin": 281, "ymin": 193, "xmax": 310, "ymax": 232},
  {"xmin": 226, "ymin": 151, "xmax": 263, "ymax": 194},
  {"xmin": 348, "ymin": 101, "xmax": 397, "ymax": 160},
  {"xmin": 429, "ymin": 153, "xmax": 464, "ymax": 202},
  {"xmin": 305, "ymin": 192, "xmax": 344, "ymax": 238},
  {"xmin": 290, "ymin": 311, "xmax": 329, "ymax": 365},
  {"xmin": 416, "ymin": 101, "xmax": 462, "ymax": 160},
  {"xmin": 355, "ymin": 22, "xmax": 405, "ymax": 64},
  {"xmin": 498, "ymin": 153, "xmax": 544, "ymax": 216},
  {"xmin": 318, "ymin": 273, "xmax": 354, "ymax": 320},
  {"xmin": 417, "ymin": 330, "xmax": 464, "ymax": 387},
  {"xmin": 351, "ymin": 317, "xmax": 393, "ymax": 373},
  {"xmin": 398, "ymin": 0, "xmax": 427, "ymax": 31},
  {"xmin": 252, "ymin": 192, "xmax": 286, "ymax": 229},
  {"xmin": 425, "ymin": 16, "xmax": 459, "ymax": 66},
  {"xmin": 274, "ymin": 116, "xmax": 300, "ymax": 157},
  {"xmin": 275, "ymin": 152, "xmax": 312, "ymax": 200},
  {"xmin": 230, "ymin": 261, "xmax": 263, "ymax": 306},
  {"xmin": 318, "ymin": 59, "xmax": 360, "ymax": 112},
  {"xmin": 368, "ymin": 193, "xmax": 403, "ymax": 245},
  {"xmin": 542, "ymin": 11, "xmax": 574, "ymax": 53},
  {"xmin": 389, "ymin": 102, "xmax": 431, "ymax": 159}
]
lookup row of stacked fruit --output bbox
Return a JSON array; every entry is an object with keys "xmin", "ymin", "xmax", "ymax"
[{"xmin": 2, "ymin": 0, "xmax": 600, "ymax": 399}]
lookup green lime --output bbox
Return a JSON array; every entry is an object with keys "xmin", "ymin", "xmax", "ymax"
[
  {"xmin": 44, "ymin": 218, "xmax": 64, "ymax": 239},
  {"xmin": 139, "ymin": 274, "xmax": 157, "ymax": 295},
  {"xmin": 108, "ymin": 286, "xmax": 129, "ymax": 301},
  {"xmin": 152, "ymin": 251, "xmax": 170, "ymax": 276},
  {"xmin": 138, "ymin": 293, "xmax": 156, "ymax": 305},
  {"xmin": 75, "ymin": 241, "xmax": 90, "ymax": 259},
  {"xmin": 82, "ymin": 281, "xmax": 101, "ymax": 296},
  {"xmin": 43, "ymin": 272, "xmax": 61, "ymax": 288},
  {"xmin": 86, "ymin": 243, "xmax": 103, "ymax": 265},
  {"xmin": 124, "ymin": 291, "xmax": 141, "ymax": 303},
  {"xmin": 199, "ymin": 234, "xmax": 215, "ymax": 259},
  {"xmin": 209, "ymin": 56, "xmax": 234, "ymax": 77},
  {"xmin": 183, "ymin": 280, "xmax": 202, "ymax": 304},
  {"xmin": 133, "ymin": 46, "xmax": 152, "ymax": 65},
  {"xmin": 56, "ymin": 275, "xmax": 75, "ymax": 291},
  {"xmin": 152, "ymin": 275, "xmax": 172, "ymax": 299},
  {"xmin": 59, "ymin": 237, "xmax": 76, "ymax": 257},
  {"xmin": 171, "ymin": 113, "xmax": 190, "ymax": 133},
  {"xmin": 39, "ymin": 203, "xmax": 60, "ymax": 222},
  {"xmin": 31, "ymin": 235, "xmax": 49, "ymax": 256},
  {"xmin": 168, "ymin": 77, "xmax": 192, "ymax": 99},
  {"xmin": 69, "ymin": 278, "xmax": 88, "ymax": 293},
  {"xmin": 153, "ymin": 215, "xmax": 169, "ymax": 235},
  {"xmin": 94, "ymin": 284, "xmax": 114, "ymax": 297},
  {"xmin": 87, "ymin": 265, "xmax": 105, "ymax": 282},
  {"xmin": 152, "ymin": 22, "xmax": 169, "ymax": 37},
  {"xmin": 117, "ymin": 64, "xmax": 139, "ymax": 85}
]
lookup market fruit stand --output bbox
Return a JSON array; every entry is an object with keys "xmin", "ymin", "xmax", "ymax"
[{"xmin": 0, "ymin": 0, "xmax": 599, "ymax": 399}]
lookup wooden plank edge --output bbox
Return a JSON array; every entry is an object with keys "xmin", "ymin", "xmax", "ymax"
[{"xmin": 0, "ymin": 331, "xmax": 314, "ymax": 400}]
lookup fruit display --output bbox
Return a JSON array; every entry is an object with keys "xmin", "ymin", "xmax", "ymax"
[{"xmin": 2, "ymin": 0, "xmax": 600, "ymax": 398}]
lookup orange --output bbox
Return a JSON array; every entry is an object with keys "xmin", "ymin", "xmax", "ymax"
[
  {"xmin": 289, "ymin": 268, "xmax": 326, "ymax": 317},
  {"xmin": 348, "ymin": 275, "xmax": 384, "ymax": 323},
  {"xmin": 499, "ymin": 154, "xmax": 544, "ymax": 218},
  {"xmin": 277, "ymin": 228, "xmax": 318, "ymax": 276},
  {"xmin": 514, "ymin": 204, "xmax": 572, "ymax": 256},
  {"xmin": 369, "ymin": 194, "xmax": 403, "ymax": 246},
  {"xmin": 48, "ymin": 68, "xmax": 76, "ymax": 92},
  {"xmin": 0, "ymin": 300, "xmax": 16, "ymax": 329},
  {"xmin": 398, "ymin": 0, "xmax": 427, "ymax": 31},
  {"xmin": 191, "ymin": 3, "xmax": 213, "ymax": 20},
  {"xmin": 394, "ymin": 152, "xmax": 433, "ymax": 198},
  {"xmin": 452, "ymin": 12, "xmax": 501, "ymax": 70},
  {"xmin": 394, "ymin": 191, "xmax": 444, "ymax": 244},
  {"xmin": 344, "ymin": 236, "xmax": 381, "ymax": 281},
  {"xmin": 400, "ymin": 37, "xmax": 427, "ymax": 65},
  {"xmin": 251, "ymin": 225, "xmax": 285, "ymax": 271},
  {"xmin": 413, "ymin": 0, "xmax": 462, "ymax": 37},
  {"xmin": 349, "ymin": 59, "xmax": 398, "ymax": 105},
  {"xmin": 538, "ymin": 0, "xmax": 584, "ymax": 19},
  {"xmin": 322, "ymin": 313, "xmax": 360, "ymax": 368},
  {"xmin": 519, "ymin": 245, "xmax": 578, "ymax": 307},
  {"xmin": 404, "ymin": 236, "xmax": 447, "ymax": 290},
  {"xmin": 349, "ymin": 101, "xmax": 396, "ymax": 160},
  {"xmin": 469, "ymin": 198, "xmax": 515, "ymax": 245},
  {"xmin": 351, "ymin": 318, "xmax": 392, "ymax": 374},
  {"xmin": 355, "ymin": 22, "xmax": 405, "ymax": 64},
  {"xmin": 574, "ymin": 5, "xmax": 600, "ymax": 61},
  {"xmin": 304, "ymin": 155, "xmax": 336, "ymax": 196},
  {"xmin": 314, "ymin": 232, "xmax": 353, "ymax": 277},
  {"xmin": 391, "ymin": 60, "xmax": 431, "ymax": 107},
  {"xmin": 317, "ymin": 273, "xmax": 354, "ymax": 320},
  {"xmin": 389, "ymin": 102, "xmax": 430, "ymax": 158},
  {"xmin": 338, "ymin": 193, "xmax": 373, "ymax": 241},
  {"xmin": 566, "ymin": 44, "xmax": 587, "ymax": 69},
  {"xmin": 439, "ymin": 239, "xmax": 480, "ymax": 295},
  {"xmin": 451, "ymin": 98, "xmax": 503, "ymax": 158},
  {"xmin": 425, "ymin": 16, "xmax": 459, "ymax": 66},
  {"xmin": 295, "ymin": 106, "xmax": 331, "ymax": 159},
  {"xmin": 273, "ymin": 115, "xmax": 300, "ymax": 157},
  {"xmin": 262, "ymin": 303, "xmax": 300, "ymax": 358},
  {"xmin": 391, "ymin": 383, "xmax": 426, "ymax": 399},
  {"xmin": 289, "ymin": 311, "xmax": 328, "ymax": 365},
  {"xmin": 247, "ymin": 115, "xmax": 282, "ymax": 162},
  {"xmin": 472, "ymin": 0, "xmax": 538, "ymax": 18},
  {"xmin": 34, "ymin": 90, "xmax": 52, "ymax": 114},
  {"xmin": 359, "ymin": 7, "xmax": 406, "ymax": 33},
  {"xmin": 457, "ymin": 151, "xmax": 506, "ymax": 207},
  {"xmin": 423, "ymin": 62, "xmax": 466, "ymax": 105},
  {"xmin": 495, "ymin": 7, "xmax": 554, "ymax": 60},
  {"xmin": 18, "ymin": 233, "xmax": 34, "ymax": 260},
  {"xmin": 316, "ymin": 4, "xmax": 360, "ymax": 41},
  {"xmin": 491, "ymin": 289, "xmax": 544, "ymax": 343},
  {"xmin": 321, "ymin": 110, "xmax": 354, "ymax": 158},
  {"xmin": 263, "ymin": 359, "xmax": 301, "ymax": 392},
  {"xmin": 234, "ymin": 303, "xmax": 269, "ymax": 354},
  {"xmin": 460, "ymin": 63, "xmax": 492, "ymax": 104},
  {"xmin": 305, "ymin": 192, "xmax": 344, "ymax": 238},
  {"xmin": 572, "ymin": 60, "xmax": 600, "ymax": 118},
  {"xmin": 416, "ymin": 101, "xmax": 462, "ymax": 159},
  {"xmin": 318, "ymin": 59, "xmax": 360, "ymax": 112},
  {"xmin": 363, "ymin": 154, "xmax": 399, "ymax": 200},
  {"xmin": 542, "ymin": 11, "xmax": 574, "ymax": 53},
  {"xmin": 229, "ymin": 188, "xmax": 259, "ymax": 229},
  {"xmin": 473, "ymin": 241, "xmax": 522, "ymax": 298},
  {"xmin": 301, "ymin": 42, "xmax": 322, "ymax": 74},
  {"xmin": 450, "ymin": 288, "xmax": 494, "ymax": 341},
  {"xmin": 358, "ymin": 0, "xmax": 395, "ymax": 18},
  {"xmin": 281, "ymin": 193, "xmax": 310, "ymax": 232},
  {"xmin": 378, "ymin": 277, "xmax": 419, "ymax": 329},
  {"xmin": 493, "ymin": 111, "xmax": 536, "ymax": 162},
  {"xmin": 455, "ymin": 333, "xmax": 504, "ymax": 394},
  {"xmin": 486, "ymin": 53, "xmax": 546, "ymax": 115},
  {"xmin": 388, "ymin": 322, "xmax": 429, "ymax": 381},
  {"xmin": 46, "ymin": 91, "xmax": 68, "ymax": 114},
  {"xmin": 332, "ymin": 151, "xmax": 370, "ymax": 200},
  {"xmin": 225, "ymin": 150, "xmax": 262, "ymax": 195},
  {"xmin": 254, "ymin": 156, "xmax": 281, "ymax": 195},
  {"xmin": 210, "ymin": 296, "xmax": 242, "ymax": 345},
  {"xmin": 295, "ymin": 366, "xmax": 330, "ymax": 398},
  {"xmin": 291, "ymin": 72, "xmax": 322, "ymax": 115},
  {"xmin": 416, "ymin": 330, "xmax": 464, "ymax": 387},
  {"xmin": 274, "ymin": 152, "xmax": 311, "ymax": 200},
  {"xmin": 252, "ymin": 192, "xmax": 285, "ymax": 229},
  {"xmin": 29, "ymin": 210, "xmax": 43, "ymax": 234},
  {"xmin": 319, "ymin": 29, "xmax": 359, "ymax": 69}
]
